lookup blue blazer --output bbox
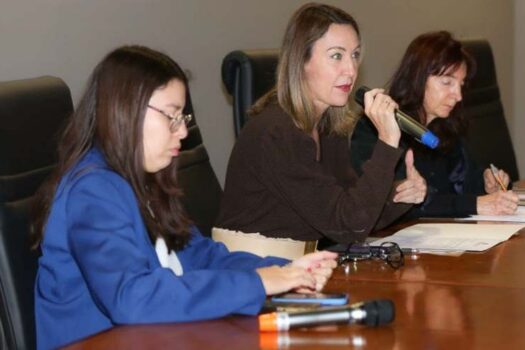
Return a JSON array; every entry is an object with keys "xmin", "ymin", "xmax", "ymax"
[{"xmin": 35, "ymin": 148, "xmax": 287, "ymax": 350}]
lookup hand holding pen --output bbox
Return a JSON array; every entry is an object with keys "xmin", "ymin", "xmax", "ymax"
[
  {"xmin": 478, "ymin": 164, "xmax": 518, "ymax": 215},
  {"xmin": 483, "ymin": 163, "xmax": 510, "ymax": 193}
]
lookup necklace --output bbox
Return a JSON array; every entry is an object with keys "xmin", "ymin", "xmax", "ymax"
[{"xmin": 146, "ymin": 200, "xmax": 156, "ymax": 219}]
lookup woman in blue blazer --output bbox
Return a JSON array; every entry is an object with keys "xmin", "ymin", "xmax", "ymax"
[{"xmin": 32, "ymin": 45, "xmax": 337, "ymax": 350}]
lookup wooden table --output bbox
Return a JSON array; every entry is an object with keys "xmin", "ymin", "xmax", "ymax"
[{"xmin": 63, "ymin": 224, "xmax": 525, "ymax": 350}]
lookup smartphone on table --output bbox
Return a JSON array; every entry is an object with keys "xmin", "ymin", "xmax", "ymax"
[{"xmin": 271, "ymin": 292, "xmax": 348, "ymax": 306}]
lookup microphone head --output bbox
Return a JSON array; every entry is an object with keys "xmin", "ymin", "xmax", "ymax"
[
  {"xmin": 354, "ymin": 86, "xmax": 370, "ymax": 108},
  {"xmin": 362, "ymin": 299, "xmax": 395, "ymax": 326},
  {"xmin": 420, "ymin": 131, "xmax": 440, "ymax": 149},
  {"xmin": 353, "ymin": 86, "xmax": 439, "ymax": 149}
]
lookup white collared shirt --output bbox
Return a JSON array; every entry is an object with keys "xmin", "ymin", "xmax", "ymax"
[{"xmin": 155, "ymin": 238, "xmax": 183, "ymax": 276}]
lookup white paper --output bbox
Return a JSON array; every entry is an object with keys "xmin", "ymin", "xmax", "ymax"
[
  {"xmin": 459, "ymin": 206, "xmax": 525, "ymax": 223},
  {"xmin": 373, "ymin": 223, "xmax": 525, "ymax": 252}
]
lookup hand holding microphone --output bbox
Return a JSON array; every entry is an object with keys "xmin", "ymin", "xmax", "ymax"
[
  {"xmin": 360, "ymin": 88, "xmax": 402, "ymax": 148},
  {"xmin": 355, "ymin": 86, "xmax": 439, "ymax": 149}
]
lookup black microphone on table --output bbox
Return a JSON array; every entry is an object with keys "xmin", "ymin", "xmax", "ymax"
[
  {"xmin": 259, "ymin": 299, "xmax": 395, "ymax": 331},
  {"xmin": 354, "ymin": 86, "xmax": 440, "ymax": 149}
]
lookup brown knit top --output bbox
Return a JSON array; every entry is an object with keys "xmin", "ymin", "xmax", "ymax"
[{"xmin": 216, "ymin": 103, "xmax": 410, "ymax": 243}]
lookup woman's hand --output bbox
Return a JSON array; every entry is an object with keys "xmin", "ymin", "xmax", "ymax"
[
  {"xmin": 363, "ymin": 88, "xmax": 401, "ymax": 148},
  {"xmin": 290, "ymin": 251, "xmax": 338, "ymax": 292},
  {"xmin": 256, "ymin": 265, "xmax": 315, "ymax": 295},
  {"xmin": 477, "ymin": 191, "xmax": 519, "ymax": 215},
  {"xmin": 256, "ymin": 251, "xmax": 338, "ymax": 295},
  {"xmin": 393, "ymin": 149, "xmax": 427, "ymax": 204},
  {"xmin": 483, "ymin": 168, "xmax": 510, "ymax": 194}
]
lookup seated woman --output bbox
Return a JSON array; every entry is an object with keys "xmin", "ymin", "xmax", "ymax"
[
  {"xmin": 214, "ymin": 3, "xmax": 426, "ymax": 257},
  {"xmin": 33, "ymin": 45, "xmax": 337, "ymax": 350},
  {"xmin": 351, "ymin": 31, "xmax": 518, "ymax": 218}
]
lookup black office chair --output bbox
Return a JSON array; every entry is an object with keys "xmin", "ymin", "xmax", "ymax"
[
  {"xmin": 221, "ymin": 49, "xmax": 279, "ymax": 136},
  {"xmin": 0, "ymin": 76, "xmax": 73, "ymax": 350},
  {"xmin": 462, "ymin": 39, "xmax": 519, "ymax": 180},
  {"xmin": 177, "ymin": 89, "xmax": 222, "ymax": 237}
]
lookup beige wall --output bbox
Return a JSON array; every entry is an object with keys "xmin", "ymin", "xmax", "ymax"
[
  {"xmin": 0, "ymin": 0, "xmax": 517, "ymax": 183},
  {"xmin": 515, "ymin": 0, "xmax": 525, "ymax": 175}
]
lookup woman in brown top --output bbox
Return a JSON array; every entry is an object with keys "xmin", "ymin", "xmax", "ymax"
[{"xmin": 215, "ymin": 3, "xmax": 427, "ymax": 256}]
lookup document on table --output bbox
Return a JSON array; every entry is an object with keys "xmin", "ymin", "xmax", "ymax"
[
  {"xmin": 373, "ymin": 223, "xmax": 525, "ymax": 252},
  {"xmin": 458, "ymin": 206, "xmax": 525, "ymax": 222},
  {"xmin": 515, "ymin": 189, "xmax": 525, "ymax": 206}
]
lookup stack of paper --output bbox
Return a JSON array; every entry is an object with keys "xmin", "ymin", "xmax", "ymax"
[
  {"xmin": 515, "ymin": 189, "xmax": 525, "ymax": 206},
  {"xmin": 460, "ymin": 206, "xmax": 525, "ymax": 223},
  {"xmin": 373, "ymin": 223, "xmax": 525, "ymax": 253}
]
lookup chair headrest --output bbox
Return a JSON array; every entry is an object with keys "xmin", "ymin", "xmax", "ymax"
[
  {"xmin": 0, "ymin": 76, "xmax": 73, "ymax": 176},
  {"xmin": 221, "ymin": 49, "xmax": 279, "ymax": 97},
  {"xmin": 462, "ymin": 39, "xmax": 497, "ymax": 90}
]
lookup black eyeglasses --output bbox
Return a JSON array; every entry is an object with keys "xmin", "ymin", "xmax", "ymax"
[
  {"xmin": 147, "ymin": 105, "xmax": 192, "ymax": 132},
  {"xmin": 338, "ymin": 241, "xmax": 405, "ymax": 269}
]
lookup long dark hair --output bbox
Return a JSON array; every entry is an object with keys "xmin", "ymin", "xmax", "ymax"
[
  {"xmin": 252, "ymin": 2, "xmax": 360, "ymax": 135},
  {"xmin": 33, "ymin": 45, "xmax": 191, "ymax": 252},
  {"xmin": 388, "ymin": 31, "xmax": 475, "ymax": 151}
]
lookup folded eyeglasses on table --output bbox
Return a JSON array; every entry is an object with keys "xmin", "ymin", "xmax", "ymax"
[{"xmin": 338, "ymin": 241, "xmax": 405, "ymax": 269}]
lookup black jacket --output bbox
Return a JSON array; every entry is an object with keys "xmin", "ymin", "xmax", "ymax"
[{"xmin": 351, "ymin": 117, "xmax": 486, "ymax": 219}]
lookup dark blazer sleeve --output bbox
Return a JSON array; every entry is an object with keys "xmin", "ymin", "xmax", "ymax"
[
  {"xmin": 350, "ymin": 117, "xmax": 379, "ymax": 176},
  {"xmin": 66, "ymin": 170, "xmax": 271, "ymax": 324},
  {"xmin": 395, "ymin": 142, "xmax": 483, "ymax": 218},
  {"xmin": 403, "ymin": 190, "xmax": 478, "ymax": 218}
]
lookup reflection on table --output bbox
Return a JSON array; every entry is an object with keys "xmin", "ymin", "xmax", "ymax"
[{"xmin": 64, "ymin": 223, "xmax": 525, "ymax": 350}]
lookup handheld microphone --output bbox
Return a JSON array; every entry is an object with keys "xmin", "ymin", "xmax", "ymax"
[
  {"xmin": 354, "ymin": 86, "xmax": 439, "ymax": 149},
  {"xmin": 259, "ymin": 299, "xmax": 394, "ymax": 331}
]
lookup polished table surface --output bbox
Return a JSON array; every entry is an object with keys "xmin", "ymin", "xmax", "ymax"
[{"xmin": 63, "ymin": 222, "xmax": 525, "ymax": 349}]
